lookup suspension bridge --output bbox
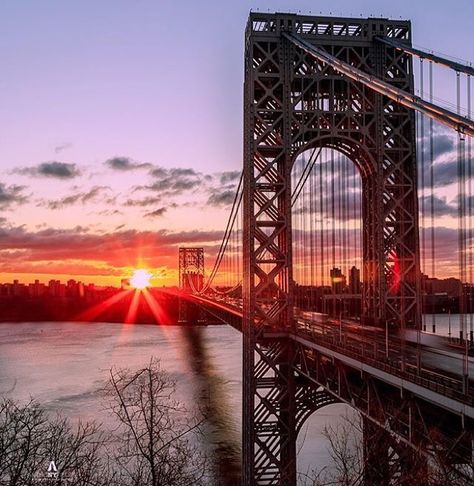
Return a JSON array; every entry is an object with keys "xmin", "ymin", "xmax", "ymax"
[{"xmin": 178, "ymin": 13, "xmax": 474, "ymax": 485}]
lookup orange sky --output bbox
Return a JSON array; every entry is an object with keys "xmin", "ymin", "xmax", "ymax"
[{"xmin": 0, "ymin": 3, "xmax": 472, "ymax": 287}]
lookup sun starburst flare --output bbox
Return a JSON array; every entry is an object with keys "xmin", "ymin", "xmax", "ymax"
[{"xmin": 130, "ymin": 269, "xmax": 152, "ymax": 289}]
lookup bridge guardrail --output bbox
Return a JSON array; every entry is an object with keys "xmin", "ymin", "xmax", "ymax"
[{"xmin": 296, "ymin": 325, "xmax": 474, "ymax": 407}]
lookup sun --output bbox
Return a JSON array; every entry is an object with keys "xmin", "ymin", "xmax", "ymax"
[{"xmin": 130, "ymin": 269, "xmax": 152, "ymax": 289}]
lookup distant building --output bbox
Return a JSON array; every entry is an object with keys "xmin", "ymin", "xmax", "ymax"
[
  {"xmin": 28, "ymin": 279, "xmax": 46, "ymax": 297},
  {"xmin": 423, "ymin": 275, "xmax": 462, "ymax": 297},
  {"xmin": 349, "ymin": 266, "xmax": 361, "ymax": 294},
  {"xmin": 330, "ymin": 267, "xmax": 346, "ymax": 294}
]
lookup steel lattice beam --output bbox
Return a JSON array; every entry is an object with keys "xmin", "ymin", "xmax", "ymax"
[{"xmin": 284, "ymin": 32, "xmax": 474, "ymax": 138}]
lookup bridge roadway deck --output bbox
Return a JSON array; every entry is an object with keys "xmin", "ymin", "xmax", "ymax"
[{"xmin": 188, "ymin": 294, "xmax": 474, "ymax": 419}]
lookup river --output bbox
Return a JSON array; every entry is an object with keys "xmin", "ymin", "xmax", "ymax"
[{"xmin": 0, "ymin": 321, "xmax": 351, "ymax": 484}]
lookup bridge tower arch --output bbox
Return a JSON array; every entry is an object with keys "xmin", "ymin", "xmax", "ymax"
[{"xmin": 242, "ymin": 12, "xmax": 420, "ymax": 484}]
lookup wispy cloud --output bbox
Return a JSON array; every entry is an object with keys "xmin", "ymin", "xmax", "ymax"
[
  {"xmin": 144, "ymin": 207, "xmax": 167, "ymax": 218},
  {"xmin": 0, "ymin": 182, "xmax": 28, "ymax": 208},
  {"xmin": 54, "ymin": 142, "xmax": 73, "ymax": 154},
  {"xmin": 45, "ymin": 186, "xmax": 111, "ymax": 210},
  {"xmin": 219, "ymin": 170, "xmax": 241, "ymax": 185},
  {"xmin": 124, "ymin": 196, "xmax": 163, "ymax": 207},
  {"xmin": 207, "ymin": 189, "xmax": 236, "ymax": 207},
  {"xmin": 15, "ymin": 161, "xmax": 80, "ymax": 180},
  {"xmin": 140, "ymin": 167, "xmax": 204, "ymax": 195},
  {"xmin": 105, "ymin": 156, "xmax": 152, "ymax": 171}
]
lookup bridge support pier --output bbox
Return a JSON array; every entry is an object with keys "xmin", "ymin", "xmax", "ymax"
[{"xmin": 278, "ymin": 359, "xmax": 297, "ymax": 485}]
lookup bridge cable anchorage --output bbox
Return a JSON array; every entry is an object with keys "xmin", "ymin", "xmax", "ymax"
[
  {"xmin": 283, "ymin": 32, "xmax": 474, "ymax": 138},
  {"xmin": 375, "ymin": 36, "xmax": 474, "ymax": 77},
  {"xmin": 201, "ymin": 171, "xmax": 243, "ymax": 294}
]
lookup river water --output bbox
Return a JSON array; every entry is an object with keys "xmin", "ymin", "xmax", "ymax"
[
  {"xmin": 422, "ymin": 313, "xmax": 474, "ymax": 338},
  {"xmin": 0, "ymin": 322, "xmax": 350, "ymax": 484}
]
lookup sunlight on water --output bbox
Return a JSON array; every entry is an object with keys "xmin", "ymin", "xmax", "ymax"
[{"xmin": 0, "ymin": 322, "xmax": 348, "ymax": 483}]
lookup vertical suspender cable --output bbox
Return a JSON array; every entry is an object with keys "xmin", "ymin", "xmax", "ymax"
[
  {"xmin": 301, "ymin": 156, "xmax": 311, "ymax": 290},
  {"xmin": 294, "ymin": 158, "xmax": 300, "ymax": 289},
  {"xmin": 352, "ymin": 163, "xmax": 358, "ymax": 269},
  {"xmin": 337, "ymin": 154, "xmax": 343, "ymax": 279},
  {"xmin": 342, "ymin": 157, "xmax": 348, "ymax": 317},
  {"xmin": 467, "ymin": 75, "xmax": 473, "ymax": 343},
  {"xmin": 309, "ymin": 153, "xmax": 315, "ymax": 309},
  {"xmin": 457, "ymin": 71, "xmax": 466, "ymax": 340},
  {"xmin": 331, "ymin": 152, "xmax": 336, "ymax": 315},
  {"xmin": 429, "ymin": 60, "xmax": 436, "ymax": 333},
  {"xmin": 456, "ymin": 71, "xmax": 469, "ymax": 392},
  {"xmin": 419, "ymin": 58, "xmax": 427, "ymax": 331},
  {"xmin": 319, "ymin": 151, "xmax": 325, "ymax": 311},
  {"xmin": 300, "ymin": 156, "xmax": 304, "ymax": 291},
  {"xmin": 324, "ymin": 149, "xmax": 330, "ymax": 311}
]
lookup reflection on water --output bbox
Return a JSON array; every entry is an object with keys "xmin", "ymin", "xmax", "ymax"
[
  {"xmin": 422, "ymin": 313, "xmax": 474, "ymax": 338},
  {"xmin": 0, "ymin": 322, "xmax": 345, "ymax": 483},
  {"xmin": 180, "ymin": 326, "xmax": 241, "ymax": 484}
]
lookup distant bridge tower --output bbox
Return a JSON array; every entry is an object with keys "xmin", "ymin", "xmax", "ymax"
[
  {"xmin": 178, "ymin": 247, "xmax": 205, "ymax": 322},
  {"xmin": 243, "ymin": 12, "xmax": 420, "ymax": 484}
]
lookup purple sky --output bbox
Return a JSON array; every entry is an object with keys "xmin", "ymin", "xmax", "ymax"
[{"xmin": 0, "ymin": 1, "xmax": 472, "ymax": 285}]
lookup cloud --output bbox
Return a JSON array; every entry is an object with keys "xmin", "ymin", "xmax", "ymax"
[
  {"xmin": 419, "ymin": 195, "xmax": 458, "ymax": 217},
  {"xmin": 54, "ymin": 142, "xmax": 72, "ymax": 154},
  {"xmin": 149, "ymin": 167, "xmax": 168, "ymax": 178},
  {"xmin": 124, "ymin": 196, "xmax": 163, "ymax": 207},
  {"xmin": 417, "ymin": 128, "xmax": 473, "ymax": 189},
  {"xmin": 432, "ymin": 134, "xmax": 455, "ymax": 158},
  {"xmin": 105, "ymin": 156, "xmax": 152, "ymax": 171},
  {"xmin": 46, "ymin": 186, "xmax": 110, "ymax": 210},
  {"xmin": 0, "ymin": 183, "xmax": 28, "ymax": 208},
  {"xmin": 207, "ymin": 189, "xmax": 236, "ymax": 207},
  {"xmin": 96, "ymin": 209, "xmax": 123, "ymax": 216},
  {"xmin": 0, "ymin": 225, "xmax": 223, "ymax": 276},
  {"xmin": 16, "ymin": 161, "xmax": 80, "ymax": 179},
  {"xmin": 418, "ymin": 155, "xmax": 474, "ymax": 189},
  {"xmin": 219, "ymin": 170, "xmax": 241, "ymax": 185},
  {"xmin": 419, "ymin": 132, "xmax": 455, "ymax": 160},
  {"xmin": 138, "ymin": 166, "xmax": 204, "ymax": 196},
  {"xmin": 292, "ymin": 161, "xmax": 363, "ymax": 221},
  {"xmin": 144, "ymin": 207, "xmax": 167, "ymax": 218}
]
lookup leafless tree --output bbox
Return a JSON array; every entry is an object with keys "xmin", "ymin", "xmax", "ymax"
[
  {"xmin": 1, "ymin": 359, "xmax": 209, "ymax": 485},
  {"xmin": 304, "ymin": 412, "xmax": 473, "ymax": 486},
  {"xmin": 0, "ymin": 398, "xmax": 113, "ymax": 486},
  {"xmin": 104, "ymin": 357, "xmax": 209, "ymax": 486}
]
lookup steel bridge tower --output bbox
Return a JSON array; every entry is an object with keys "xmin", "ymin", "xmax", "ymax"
[
  {"xmin": 243, "ymin": 13, "xmax": 420, "ymax": 484},
  {"xmin": 178, "ymin": 247, "xmax": 205, "ymax": 323}
]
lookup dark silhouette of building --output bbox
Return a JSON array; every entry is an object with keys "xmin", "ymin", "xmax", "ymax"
[
  {"xmin": 330, "ymin": 267, "xmax": 346, "ymax": 294},
  {"xmin": 349, "ymin": 266, "xmax": 361, "ymax": 294}
]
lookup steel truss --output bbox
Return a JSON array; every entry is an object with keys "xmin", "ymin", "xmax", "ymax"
[
  {"xmin": 294, "ymin": 340, "xmax": 474, "ymax": 482},
  {"xmin": 284, "ymin": 32, "xmax": 474, "ymax": 138},
  {"xmin": 243, "ymin": 12, "xmax": 423, "ymax": 484},
  {"xmin": 178, "ymin": 247, "xmax": 205, "ymax": 322}
]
